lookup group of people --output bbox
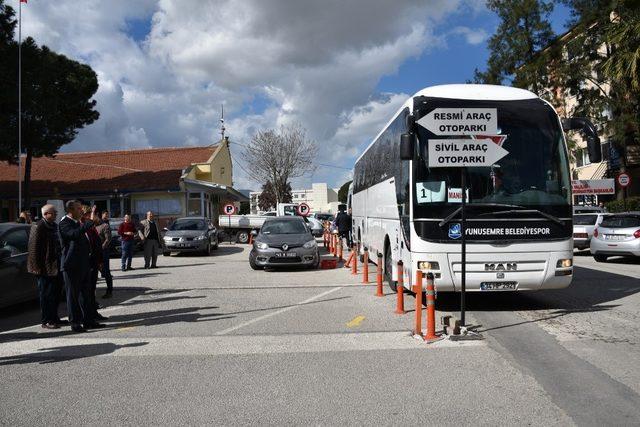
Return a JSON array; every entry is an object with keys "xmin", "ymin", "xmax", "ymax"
[
  {"xmin": 26, "ymin": 203, "xmax": 164, "ymax": 332},
  {"xmin": 118, "ymin": 211, "xmax": 163, "ymax": 271},
  {"xmin": 27, "ymin": 201, "xmax": 113, "ymax": 332}
]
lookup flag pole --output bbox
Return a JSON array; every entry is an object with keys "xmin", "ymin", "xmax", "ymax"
[{"xmin": 17, "ymin": 0, "xmax": 23, "ymax": 216}]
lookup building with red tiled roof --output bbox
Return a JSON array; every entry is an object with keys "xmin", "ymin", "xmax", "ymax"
[{"xmin": 0, "ymin": 139, "xmax": 247, "ymax": 225}]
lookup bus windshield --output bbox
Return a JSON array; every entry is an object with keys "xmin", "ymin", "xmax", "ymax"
[{"xmin": 413, "ymin": 97, "xmax": 571, "ymax": 219}]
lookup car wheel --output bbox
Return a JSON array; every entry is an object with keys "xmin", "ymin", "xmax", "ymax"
[
  {"xmin": 205, "ymin": 242, "xmax": 212, "ymax": 256},
  {"xmin": 310, "ymin": 253, "xmax": 320, "ymax": 269},
  {"xmin": 237, "ymin": 231, "xmax": 249, "ymax": 244},
  {"xmin": 385, "ymin": 243, "xmax": 397, "ymax": 293},
  {"xmin": 163, "ymin": 251, "xmax": 171, "ymax": 257},
  {"xmin": 249, "ymin": 254, "xmax": 263, "ymax": 270},
  {"xmin": 594, "ymin": 255, "xmax": 608, "ymax": 262}
]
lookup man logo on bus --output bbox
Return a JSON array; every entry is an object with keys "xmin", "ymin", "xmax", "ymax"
[{"xmin": 448, "ymin": 223, "xmax": 462, "ymax": 239}]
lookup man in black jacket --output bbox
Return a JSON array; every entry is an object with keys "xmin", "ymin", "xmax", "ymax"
[
  {"xmin": 59, "ymin": 200, "xmax": 105, "ymax": 332},
  {"xmin": 334, "ymin": 207, "xmax": 353, "ymax": 248},
  {"xmin": 27, "ymin": 204, "xmax": 62, "ymax": 329}
]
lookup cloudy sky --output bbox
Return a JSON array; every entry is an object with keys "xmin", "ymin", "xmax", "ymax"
[{"xmin": 17, "ymin": 0, "xmax": 570, "ymax": 190}]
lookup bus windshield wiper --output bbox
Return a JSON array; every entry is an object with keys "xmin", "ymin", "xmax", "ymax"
[
  {"xmin": 476, "ymin": 208, "xmax": 565, "ymax": 226},
  {"xmin": 438, "ymin": 203, "xmax": 526, "ymax": 227}
]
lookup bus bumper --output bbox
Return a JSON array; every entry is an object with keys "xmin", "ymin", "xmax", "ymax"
[{"xmin": 406, "ymin": 250, "xmax": 573, "ymax": 292}]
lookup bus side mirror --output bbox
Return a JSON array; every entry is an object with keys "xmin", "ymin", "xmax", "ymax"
[
  {"xmin": 400, "ymin": 133, "xmax": 415, "ymax": 161},
  {"xmin": 562, "ymin": 117, "xmax": 601, "ymax": 163}
]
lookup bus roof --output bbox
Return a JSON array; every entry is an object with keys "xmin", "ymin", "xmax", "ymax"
[{"xmin": 355, "ymin": 84, "xmax": 539, "ymax": 164}]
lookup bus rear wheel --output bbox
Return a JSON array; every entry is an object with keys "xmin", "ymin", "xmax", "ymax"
[{"xmin": 384, "ymin": 243, "xmax": 397, "ymax": 293}]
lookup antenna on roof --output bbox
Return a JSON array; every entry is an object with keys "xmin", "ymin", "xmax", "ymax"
[{"xmin": 220, "ymin": 104, "xmax": 226, "ymax": 142}]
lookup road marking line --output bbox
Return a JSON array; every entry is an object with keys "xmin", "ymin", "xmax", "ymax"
[
  {"xmin": 346, "ymin": 315, "xmax": 366, "ymax": 327},
  {"xmin": 215, "ymin": 286, "xmax": 344, "ymax": 336},
  {"xmin": 0, "ymin": 332, "xmax": 485, "ymax": 358}
]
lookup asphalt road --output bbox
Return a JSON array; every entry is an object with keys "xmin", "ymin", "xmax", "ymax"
[{"xmin": 1, "ymin": 245, "xmax": 639, "ymax": 425}]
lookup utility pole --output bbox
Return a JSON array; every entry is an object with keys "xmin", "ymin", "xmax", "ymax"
[
  {"xmin": 220, "ymin": 104, "xmax": 226, "ymax": 142},
  {"xmin": 17, "ymin": 0, "xmax": 23, "ymax": 216}
]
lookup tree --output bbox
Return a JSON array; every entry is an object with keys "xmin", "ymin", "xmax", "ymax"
[
  {"xmin": 281, "ymin": 182, "xmax": 293, "ymax": 204},
  {"xmin": 0, "ymin": 0, "xmax": 100, "ymax": 208},
  {"xmin": 258, "ymin": 181, "xmax": 276, "ymax": 212},
  {"xmin": 472, "ymin": 0, "xmax": 558, "ymax": 96},
  {"xmin": 241, "ymin": 123, "xmax": 317, "ymax": 204},
  {"xmin": 556, "ymin": 0, "xmax": 640, "ymax": 195},
  {"xmin": 602, "ymin": 5, "xmax": 640, "ymax": 91},
  {"xmin": 338, "ymin": 180, "xmax": 352, "ymax": 203}
]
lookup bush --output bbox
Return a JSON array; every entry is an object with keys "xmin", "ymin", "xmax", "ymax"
[{"xmin": 605, "ymin": 197, "xmax": 640, "ymax": 213}]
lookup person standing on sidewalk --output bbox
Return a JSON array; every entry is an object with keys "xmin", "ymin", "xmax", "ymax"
[
  {"xmin": 81, "ymin": 206, "xmax": 108, "ymax": 323},
  {"xmin": 96, "ymin": 211, "xmax": 114, "ymax": 298},
  {"xmin": 27, "ymin": 204, "xmax": 62, "ymax": 329},
  {"xmin": 334, "ymin": 206, "xmax": 353, "ymax": 248},
  {"xmin": 139, "ymin": 211, "xmax": 162, "ymax": 269},
  {"xmin": 59, "ymin": 201, "xmax": 105, "ymax": 332},
  {"xmin": 118, "ymin": 214, "xmax": 136, "ymax": 271}
]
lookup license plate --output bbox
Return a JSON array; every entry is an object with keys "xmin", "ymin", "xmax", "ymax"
[
  {"xmin": 480, "ymin": 281, "xmax": 518, "ymax": 291},
  {"xmin": 573, "ymin": 233, "xmax": 588, "ymax": 239},
  {"xmin": 275, "ymin": 252, "xmax": 297, "ymax": 258},
  {"xmin": 604, "ymin": 235, "xmax": 624, "ymax": 241},
  {"xmin": 179, "ymin": 243, "xmax": 187, "ymax": 247}
]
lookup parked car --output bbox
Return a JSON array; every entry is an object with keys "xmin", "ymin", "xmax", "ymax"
[
  {"xmin": 304, "ymin": 216, "xmax": 324, "ymax": 237},
  {"xmin": 573, "ymin": 213, "xmax": 610, "ymax": 250},
  {"xmin": 590, "ymin": 212, "xmax": 640, "ymax": 262},
  {"xmin": 162, "ymin": 217, "xmax": 219, "ymax": 256},
  {"xmin": 249, "ymin": 216, "xmax": 319, "ymax": 270},
  {"xmin": 312, "ymin": 212, "xmax": 335, "ymax": 222},
  {"xmin": 108, "ymin": 218, "xmax": 143, "ymax": 258},
  {"xmin": 573, "ymin": 205, "xmax": 605, "ymax": 214},
  {"xmin": 0, "ymin": 223, "xmax": 37, "ymax": 308}
]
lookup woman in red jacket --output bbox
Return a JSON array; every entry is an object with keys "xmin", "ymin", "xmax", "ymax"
[{"xmin": 118, "ymin": 214, "xmax": 136, "ymax": 271}]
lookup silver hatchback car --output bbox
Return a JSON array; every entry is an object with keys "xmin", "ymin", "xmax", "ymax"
[
  {"xmin": 573, "ymin": 213, "xmax": 610, "ymax": 250},
  {"xmin": 590, "ymin": 213, "xmax": 640, "ymax": 262},
  {"xmin": 249, "ymin": 217, "xmax": 319, "ymax": 270}
]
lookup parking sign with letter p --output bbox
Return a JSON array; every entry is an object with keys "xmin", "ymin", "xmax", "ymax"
[{"xmin": 296, "ymin": 203, "xmax": 310, "ymax": 216}]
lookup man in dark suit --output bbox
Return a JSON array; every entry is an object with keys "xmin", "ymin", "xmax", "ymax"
[{"xmin": 59, "ymin": 200, "xmax": 105, "ymax": 332}]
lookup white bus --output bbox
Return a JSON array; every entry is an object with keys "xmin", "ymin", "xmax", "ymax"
[{"xmin": 349, "ymin": 84, "xmax": 601, "ymax": 293}]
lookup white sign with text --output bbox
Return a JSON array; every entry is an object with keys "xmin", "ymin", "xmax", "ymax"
[{"xmin": 418, "ymin": 108, "xmax": 498, "ymax": 136}]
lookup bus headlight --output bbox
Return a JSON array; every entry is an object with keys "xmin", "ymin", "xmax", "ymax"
[
  {"xmin": 418, "ymin": 261, "xmax": 440, "ymax": 270},
  {"xmin": 556, "ymin": 259, "xmax": 572, "ymax": 268}
]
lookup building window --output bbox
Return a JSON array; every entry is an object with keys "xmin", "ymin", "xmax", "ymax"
[
  {"xmin": 135, "ymin": 199, "xmax": 181, "ymax": 216},
  {"xmin": 220, "ymin": 167, "xmax": 225, "ymax": 175},
  {"xmin": 575, "ymin": 148, "xmax": 590, "ymax": 168},
  {"xmin": 601, "ymin": 141, "xmax": 610, "ymax": 162},
  {"xmin": 187, "ymin": 193, "xmax": 202, "ymax": 216}
]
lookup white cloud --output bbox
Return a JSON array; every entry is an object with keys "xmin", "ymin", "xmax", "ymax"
[
  {"xmin": 18, "ymin": 0, "xmax": 474, "ymax": 189},
  {"xmin": 451, "ymin": 26, "xmax": 489, "ymax": 45}
]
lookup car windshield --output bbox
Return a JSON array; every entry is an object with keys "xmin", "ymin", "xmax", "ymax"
[
  {"xmin": 261, "ymin": 220, "xmax": 307, "ymax": 235},
  {"xmin": 414, "ymin": 98, "xmax": 571, "ymax": 219},
  {"xmin": 170, "ymin": 219, "xmax": 207, "ymax": 231},
  {"xmin": 600, "ymin": 216, "xmax": 640, "ymax": 228},
  {"xmin": 573, "ymin": 215, "xmax": 598, "ymax": 225}
]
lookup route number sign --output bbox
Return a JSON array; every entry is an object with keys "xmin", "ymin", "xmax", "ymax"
[{"xmin": 617, "ymin": 172, "xmax": 631, "ymax": 188}]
